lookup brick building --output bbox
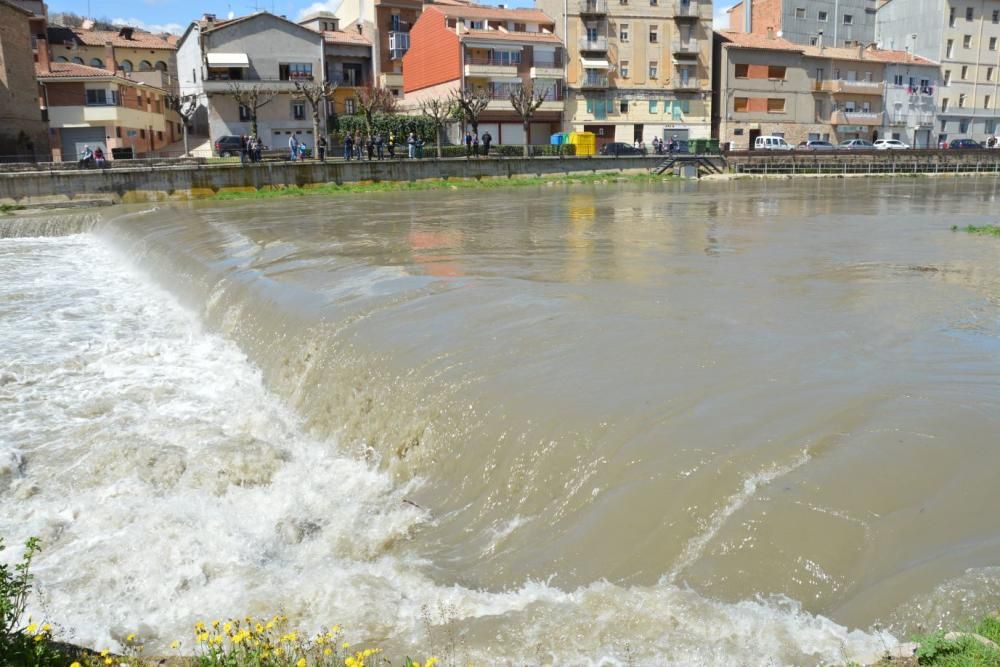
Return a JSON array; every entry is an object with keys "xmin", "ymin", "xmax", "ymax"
[
  {"xmin": 0, "ymin": 0, "xmax": 49, "ymax": 160},
  {"xmin": 726, "ymin": 0, "xmax": 877, "ymax": 48},
  {"xmin": 298, "ymin": 12, "xmax": 375, "ymax": 117},
  {"xmin": 402, "ymin": 4, "xmax": 565, "ymax": 144}
]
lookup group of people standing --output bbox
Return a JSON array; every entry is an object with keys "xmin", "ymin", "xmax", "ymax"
[
  {"xmin": 342, "ymin": 131, "xmax": 425, "ymax": 160},
  {"xmin": 464, "ymin": 130, "xmax": 493, "ymax": 157},
  {"xmin": 651, "ymin": 136, "xmax": 681, "ymax": 154},
  {"xmin": 239, "ymin": 135, "xmax": 265, "ymax": 163}
]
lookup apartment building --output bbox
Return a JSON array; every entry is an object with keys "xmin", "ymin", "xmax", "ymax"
[
  {"xmin": 176, "ymin": 12, "xmax": 325, "ymax": 149},
  {"xmin": 878, "ymin": 0, "xmax": 1000, "ymax": 144},
  {"xmin": 45, "ymin": 25, "xmax": 177, "ymax": 89},
  {"xmin": 726, "ymin": 0, "xmax": 877, "ymax": 47},
  {"xmin": 536, "ymin": 0, "xmax": 713, "ymax": 148},
  {"xmin": 331, "ymin": 0, "xmax": 424, "ymax": 97},
  {"xmin": 402, "ymin": 4, "xmax": 565, "ymax": 144},
  {"xmin": 0, "ymin": 0, "xmax": 49, "ymax": 159},
  {"xmin": 714, "ymin": 30, "xmax": 935, "ymax": 148},
  {"xmin": 36, "ymin": 35, "xmax": 172, "ymax": 160},
  {"xmin": 298, "ymin": 12, "xmax": 375, "ymax": 117}
]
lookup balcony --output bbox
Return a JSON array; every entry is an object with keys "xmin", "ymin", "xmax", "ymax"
[
  {"xmin": 671, "ymin": 75, "xmax": 701, "ymax": 91},
  {"xmin": 580, "ymin": 73, "xmax": 610, "ymax": 88},
  {"xmin": 674, "ymin": 0, "xmax": 701, "ymax": 20},
  {"xmin": 379, "ymin": 72, "xmax": 403, "ymax": 89},
  {"xmin": 579, "ymin": 36, "xmax": 609, "ymax": 51},
  {"xmin": 671, "ymin": 37, "xmax": 699, "ymax": 57},
  {"xmin": 465, "ymin": 54, "xmax": 520, "ymax": 77},
  {"xmin": 389, "ymin": 31, "xmax": 409, "ymax": 60},
  {"xmin": 579, "ymin": 0, "xmax": 607, "ymax": 14},
  {"xmin": 889, "ymin": 112, "xmax": 935, "ymax": 126},
  {"xmin": 830, "ymin": 110, "xmax": 884, "ymax": 125},
  {"xmin": 531, "ymin": 55, "xmax": 564, "ymax": 79},
  {"xmin": 815, "ymin": 79, "xmax": 885, "ymax": 95},
  {"xmin": 203, "ymin": 75, "xmax": 313, "ymax": 93},
  {"xmin": 328, "ymin": 73, "xmax": 368, "ymax": 88},
  {"xmin": 484, "ymin": 85, "xmax": 565, "ymax": 111}
]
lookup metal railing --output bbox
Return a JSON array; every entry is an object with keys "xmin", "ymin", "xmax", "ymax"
[
  {"xmin": 465, "ymin": 55, "xmax": 522, "ymax": 67},
  {"xmin": 578, "ymin": 0, "xmax": 607, "ymax": 13},
  {"xmin": 580, "ymin": 74, "xmax": 610, "ymax": 88},
  {"xmin": 579, "ymin": 36, "xmax": 608, "ymax": 51}
]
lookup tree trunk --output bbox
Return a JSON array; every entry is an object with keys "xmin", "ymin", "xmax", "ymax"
[
  {"xmin": 182, "ymin": 124, "xmax": 189, "ymax": 157},
  {"xmin": 311, "ymin": 110, "xmax": 321, "ymax": 160},
  {"xmin": 251, "ymin": 113, "xmax": 259, "ymax": 139},
  {"xmin": 523, "ymin": 121, "xmax": 530, "ymax": 158},
  {"xmin": 436, "ymin": 125, "xmax": 443, "ymax": 158}
]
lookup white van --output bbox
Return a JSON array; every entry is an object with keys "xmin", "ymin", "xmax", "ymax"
[{"xmin": 754, "ymin": 135, "xmax": 793, "ymax": 151}]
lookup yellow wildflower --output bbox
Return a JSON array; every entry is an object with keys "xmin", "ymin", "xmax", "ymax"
[
  {"xmin": 126, "ymin": 633, "xmax": 136, "ymax": 642},
  {"xmin": 170, "ymin": 641, "xmax": 180, "ymax": 650},
  {"xmin": 265, "ymin": 621, "xmax": 275, "ymax": 630},
  {"xmin": 104, "ymin": 659, "xmax": 112, "ymax": 666},
  {"xmin": 223, "ymin": 622, "xmax": 232, "ymax": 634},
  {"xmin": 70, "ymin": 662, "xmax": 82, "ymax": 667},
  {"xmin": 34, "ymin": 635, "xmax": 44, "ymax": 642},
  {"xmin": 100, "ymin": 649, "xmax": 110, "ymax": 657},
  {"xmin": 26, "ymin": 624, "xmax": 37, "ymax": 634},
  {"xmin": 195, "ymin": 621, "xmax": 205, "ymax": 631},
  {"xmin": 426, "ymin": 657, "xmax": 439, "ymax": 667},
  {"xmin": 342, "ymin": 641, "xmax": 350, "ymax": 649},
  {"xmin": 331, "ymin": 625, "xmax": 341, "ymax": 634},
  {"xmin": 297, "ymin": 658, "xmax": 307, "ymax": 667},
  {"xmin": 324, "ymin": 648, "xmax": 333, "ymax": 656},
  {"xmin": 41, "ymin": 624, "xmax": 52, "ymax": 633},
  {"xmin": 212, "ymin": 620, "xmax": 220, "ymax": 629},
  {"xmin": 197, "ymin": 632, "xmax": 209, "ymax": 643}
]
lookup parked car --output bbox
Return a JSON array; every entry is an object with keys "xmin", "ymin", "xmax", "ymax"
[
  {"xmin": 797, "ymin": 140, "xmax": 835, "ymax": 150},
  {"xmin": 600, "ymin": 142, "xmax": 646, "ymax": 156},
  {"xmin": 754, "ymin": 135, "xmax": 793, "ymax": 151},
  {"xmin": 949, "ymin": 138, "xmax": 983, "ymax": 149},
  {"xmin": 214, "ymin": 135, "xmax": 244, "ymax": 157},
  {"xmin": 837, "ymin": 139, "xmax": 875, "ymax": 150},
  {"xmin": 874, "ymin": 139, "xmax": 910, "ymax": 150}
]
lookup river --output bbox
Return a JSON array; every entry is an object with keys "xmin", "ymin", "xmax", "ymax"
[{"xmin": 2, "ymin": 177, "xmax": 1000, "ymax": 665}]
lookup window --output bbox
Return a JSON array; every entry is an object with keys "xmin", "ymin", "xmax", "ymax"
[
  {"xmin": 961, "ymin": 65, "xmax": 968, "ymax": 79},
  {"xmin": 734, "ymin": 128, "xmax": 744, "ymax": 135},
  {"xmin": 818, "ymin": 10, "xmax": 828, "ymax": 21},
  {"xmin": 89, "ymin": 58, "xmax": 103, "ymax": 67},
  {"xmin": 71, "ymin": 56, "xmax": 84, "ymax": 64},
  {"xmin": 279, "ymin": 63, "xmax": 313, "ymax": 80},
  {"xmin": 864, "ymin": 71, "xmax": 873, "ymax": 81},
  {"xmin": 140, "ymin": 129, "xmax": 146, "ymax": 139},
  {"xmin": 959, "ymin": 93, "xmax": 966, "ymax": 107},
  {"xmin": 989, "ymin": 66, "xmax": 994, "ymax": 80},
  {"xmin": 620, "ymin": 60, "xmax": 629, "ymax": 77},
  {"xmin": 155, "ymin": 61, "xmax": 167, "ymax": 72},
  {"xmin": 157, "ymin": 131, "xmax": 163, "ymax": 140},
  {"xmin": 949, "ymin": 7, "xmax": 956, "ymax": 26},
  {"xmin": 649, "ymin": 61, "xmax": 658, "ymax": 78},
  {"xmin": 116, "ymin": 127, "xmax": 122, "ymax": 138},
  {"xmin": 192, "ymin": 68, "xmax": 196, "ymax": 82},
  {"xmin": 292, "ymin": 101, "xmax": 306, "ymax": 120},
  {"xmin": 391, "ymin": 14, "xmax": 401, "ymax": 30},
  {"xmin": 966, "ymin": 6, "xmax": 974, "ymax": 20},
  {"xmin": 809, "ymin": 36, "xmax": 818, "ymax": 45},
  {"xmin": 963, "ymin": 34, "xmax": 972, "ymax": 48},
  {"xmin": 944, "ymin": 69, "xmax": 952, "ymax": 85},
  {"xmin": 344, "ymin": 98, "xmax": 355, "ymax": 114},
  {"xmin": 620, "ymin": 23, "xmax": 629, "ymax": 41},
  {"xmin": 986, "ymin": 94, "xmax": 992, "ymax": 108},
  {"xmin": 947, "ymin": 39, "xmax": 954, "ymax": 57},
  {"xmin": 862, "ymin": 100, "xmax": 871, "ymax": 112},
  {"xmin": 992, "ymin": 37, "xmax": 998, "ymax": 49},
  {"xmin": 139, "ymin": 60, "xmax": 152, "ymax": 71},
  {"xmin": 239, "ymin": 104, "xmax": 251, "ymax": 121},
  {"xmin": 941, "ymin": 98, "xmax": 949, "ymax": 111},
  {"xmin": 649, "ymin": 100, "xmax": 658, "ymax": 112},
  {"xmin": 620, "ymin": 0, "xmax": 627, "ymax": 5},
  {"xmin": 845, "ymin": 100, "xmax": 856, "ymax": 111},
  {"xmin": 735, "ymin": 63, "xmax": 749, "ymax": 78},
  {"xmin": 988, "ymin": 119, "xmax": 997, "ymax": 133},
  {"xmin": 768, "ymin": 65, "xmax": 786, "ymax": 79},
  {"xmin": 767, "ymin": 97, "xmax": 785, "ymax": 112},
  {"xmin": 85, "ymin": 89, "xmax": 115, "ymax": 105},
  {"xmin": 650, "ymin": 0, "xmax": 657, "ymax": 5},
  {"xmin": 795, "ymin": 7, "xmax": 805, "ymax": 18},
  {"xmin": 893, "ymin": 74, "xmax": 904, "ymax": 85},
  {"xmin": 960, "ymin": 119, "xmax": 970, "ymax": 133},
  {"xmin": 619, "ymin": 100, "xmax": 628, "ymax": 112},
  {"xmin": 468, "ymin": 20, "xmax": 484, "ymax": 28},
  {"xmin": 649, "ymin": 25, "xmax": 658, "ymax": 43},
  {"xmin": 815, "ymin": 98, "xmax": 824, "ymax": 117},
  {"xmin": 734, "ymin": 97, "xmax": 748, "ymax": 111},
  {"xmin": 843, "ymin": 13, "xmax": 853, "ymax": 24},
  {"xmin": 994, "ymin": 9, "xmax": 999, "ymax": 22}
]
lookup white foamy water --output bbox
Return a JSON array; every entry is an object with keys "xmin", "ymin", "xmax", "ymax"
[{"xmin": 0, "ymin": 231, "xmax": 900, "ymax": 665}]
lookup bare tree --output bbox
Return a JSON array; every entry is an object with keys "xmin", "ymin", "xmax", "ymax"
[
  {"xmin": 452, "ymin": 87, "xmax": 491, "ymax": 138},
  {"xmin": 165, "ymin": 93, "xmax": 197, "ymax": 156},
  {"xmin": 228, "ymin": 82, "xmax": 277, "ymax": 138},
  {"xmin": 419, "ymin": 97, "xmax": 456, "ymax": 158},
  {"xmin": 354, "ymin": 85, "xmax": 398, "ymax": 135},
  {"xmin": 509, "ymin": 82, "xmax": 549, "ymax": 158},
  {"xmin": 294, "ymin": 79, "xmax": 339, "ymax": 157}
]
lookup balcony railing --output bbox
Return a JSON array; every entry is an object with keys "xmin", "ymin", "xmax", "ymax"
[
  {"xmin": 487, "ymin": 85, "xmax": 565, "ymax": 101},
  {"xmin": 532, "ymin": 54, "xmax": 563, "ymax": 68},
  {"xmin": 328, "ymin": 73, "xmax": 368, "ymax": 87},
  {"xmin": 580, "ymin": 73, "xmax": 609, "ymax": 88},
  {"xmin": 579, "ymin": 0, "xmax": 607, "ymax": 14},
  {"xmin": 830, "ymin": 110, "xmax": 884, "ymax": 125},
  {"xmin": 815, "ymin": 79, "xmax": 885, "ymax": 94},
  {"xmin": 671, "ymin": 38, "xmax": 698, "ymax": 56},
  {"xmin": 672, "ymin": 75, "xmax": 700, "ymax": 90},
  {"xmin": 579, "ymin": 36, "xmax": 608, "ymax": 51},
  {"xmin": 205, "ymin": 74, "xmax": 314, "ymax": 83},
  {"xmin": 465, "ymin": 55, "xmax": 522, "ymax": 67},
  {"xmin": 674, "ymin": 0, "xmax": 700, "ymax": 19}
]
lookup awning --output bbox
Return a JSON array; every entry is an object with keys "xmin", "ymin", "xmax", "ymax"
[
  {"xmin": 207, "ymin": 53, "xmax": 249, "ymax": 68},
  {"xmin": 581, "ymin": 57, "xmax": 610, "ymax": 69}
]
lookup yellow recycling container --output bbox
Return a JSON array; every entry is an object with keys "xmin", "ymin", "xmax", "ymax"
[{"xmin": 568, "ymin": 131, "xmax": 596, "ymax": 156}]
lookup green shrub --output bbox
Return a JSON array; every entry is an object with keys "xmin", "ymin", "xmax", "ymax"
[{"xmin": 0, "ymin": 537, "xmax": 64, "ymax": 666}]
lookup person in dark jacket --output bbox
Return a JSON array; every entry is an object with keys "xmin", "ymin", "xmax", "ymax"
[
  {"xmin": 317, "ymin": 135, "xmax": 327, "ymax": 162},
  {"xmin": 344, "ymin": 134, "xmax": 354, "ymax": 161},
  {"xmin": 481, "ymin": 131, "xmax": 492, "ymax": 156},
  {"xmin": 465, "ymin": 131, "xmax": 473, "ymax": 156}
]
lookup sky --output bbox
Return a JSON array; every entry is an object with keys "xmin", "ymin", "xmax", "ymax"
[{"xmin": 46, "ymin": 0, "xmax": 738, "ymax": 34}]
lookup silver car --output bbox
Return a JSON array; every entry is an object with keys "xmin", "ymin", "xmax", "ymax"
[
  {"xmin": 838, "ymin": 139, "xmax": 875, "ymax": 150},
  {"xmin": 874, "ymin": 139, "xmax": 910, "ymax": 150}
]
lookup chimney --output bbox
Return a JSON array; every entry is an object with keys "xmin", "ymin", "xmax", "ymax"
[
  {"xmin": 744, "ymin": 0, "xmax": 751, "ymax": 33},
  {"xmin": 858, "ymin": 42, "xmax": 864, "ymax": 58},
  {"xmin": 36, "ymin": 34, "xmax": 51, "ymax": 72},
  {"xmin": 356, "ymin": 23, "xmax": 362, "ymax": 34},
  {"xmin": 105, "ymin": 41, "xmax": 116, "ymax": 72},
  {"xmin": 816, "ymin": 31, "xmax": 823, "ymax": 49},
  {"xmin": 203, "ymin": 13, "xmax": 216, "ymax": 23},
  {"xmin": 766, "ymin": 26, "xmax": 775, "ymax": 39}
]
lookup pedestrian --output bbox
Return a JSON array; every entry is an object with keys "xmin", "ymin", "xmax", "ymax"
[
  {"xmin": 344, "ymin": 133, "xmax": 354, "ymax": 161},
  {"xmin": 93, "ymin": 146, "xmax": 106, "ymax": 168},
  {"xmin": 298, "ymin": 142, "xmax": 307, "ymax": 160},
  {"xmin": 472, "ymin": 133, "xmax": 479, "ymax": 157},
  {"xmin": 240, "ymin": 134, "xmax": 248, "ymax": 165},
  {"xmin": 481, "ymin": 130, "xmax": 492, "ymax": 156},
  {"xmin": 465, "ymin": 130, "xmax": 473, "ymax": 157},
  {"xmin": 354, "ymin": 132, "xmax": 363, "ymax": 160},
  {"xmin": 366, "ymin": 135, "xmax": 375, "ymax": 160},
  {"xmin": 416, "ymin": 137, "xmax": 424, "ymax": 159},
  {"xmin": 375, "ymin": 132, "xmax": 384, "ymax": 160},
  {"xmin": 317, "ymin": 135, "xmax": 327, "ymax": 162},
  {"xmin": 388, "ymin": 131, "xmax": 396, "ymax": 158},
  {"xmin": 253, "ymin": 136, "xmax": 263, "ymax": 162},
  {"xmin": 288, "ymin": 134, "xmax": 299, "ymax": 161},
  {"xmin": 408, "ymin": 131, "xmax": 416, "ymax": 159},
  {"xmin": 79, "ymin": 145, "xmax": 94, "ymax": 168}
]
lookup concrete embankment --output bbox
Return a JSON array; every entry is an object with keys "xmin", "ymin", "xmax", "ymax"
[{"xmin": 0, "ymin": 156, "xmax": 662, "ymax": 206}]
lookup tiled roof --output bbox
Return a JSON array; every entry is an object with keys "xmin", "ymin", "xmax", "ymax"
[
  {"xmin": 461, "ymin": 28, "xmax": 562, "ymax": 43},
  {"xmin": 68, "ymin": 28, "xmax": 177, "ymax": 49},
  {"xmin": 0, "ymin": 0, "xmax": 34, "ymax": 17},
  {"xmin": 431, "ymin": 3, "xmax": 554, "ymax": 23},
  {"xmin": 323, "ymin": 29, "xmax": 371, "ymax": 45},
  {"xmin": 36, "ymin": 61, "xmax": 115, "ymax": 78},
  {"xmin": 718, "ymin": 30, "xmax": 937, "ymax": 65}
]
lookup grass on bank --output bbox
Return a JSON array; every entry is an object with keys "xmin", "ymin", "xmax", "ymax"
[
  {"xmin": 1, "ymin": 203, "xmax": 26, "ymax": 214},
  {"xmin": 951, "ymin": 223, "xmax": 1000, "ymax": 236},
  {"xmin": 6, "ymin": 535, "xmax": 1000, "ymax": 666},
  {"xmin": 211, "ymin": 172, "xmax": 670, "ymax": 201}
]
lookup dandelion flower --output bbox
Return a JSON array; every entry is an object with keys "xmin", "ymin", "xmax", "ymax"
[
  {"xmin": 41, "ymin": 624, "xmax": 52, "ymax": 633},
  {"xmin": 34, "ymin": 635, "xmax": 44, "ymax": 642},
  {"xmin": 324, "ymin": 648, "xmax": 333, "ymax": 656},
  {"xmin": 170, "ymin": 641, "xmax": 180, "ymax": 649},
  {"xmin": 297, "ymin": 658, "xmax": 307, "ymax": 667},
  {"xmin": 70, "ymin": 662, "xmax": 82, "ymax": 667},
  {"xmin": 426, "ymin": 658, "xmax": 439, "ymax": 667},
  {"xmin": 126, "ymin": 633, "xmax": 136, "ymax": 642},
  {"xmin": 100, "ymin": 649, "xmax": 110, "ymax": 657},
  {"xmin": 26, "ymin": 624, "xmax": 38, "ymax": 634},
  {"xmin": 223, "ymin": 622, "xmax": 232, "ymax": 634},
  {"xmin": 342, "ymin": 641, "xmax": 350, "ymax": 649},
  {"xmin": 104, "ymin": 659, "xmax": 112, "ymax": 666}
]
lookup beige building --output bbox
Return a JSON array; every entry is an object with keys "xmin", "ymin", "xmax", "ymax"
[
  {"xmin": 536, "ymin": 0, "xmax": 713, "ymax": 147},
  {"xmin": 0, "ymin": 0, "xmax": 49, "ymax": 159},
  {"xmin": 714, "ymin": 30, "xmax": 935, "ymax": 148}
]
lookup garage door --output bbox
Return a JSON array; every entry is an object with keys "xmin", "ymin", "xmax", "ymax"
[{"xmin": 61, "ymin": 127, "xmax": 108, "ymax": 162}]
